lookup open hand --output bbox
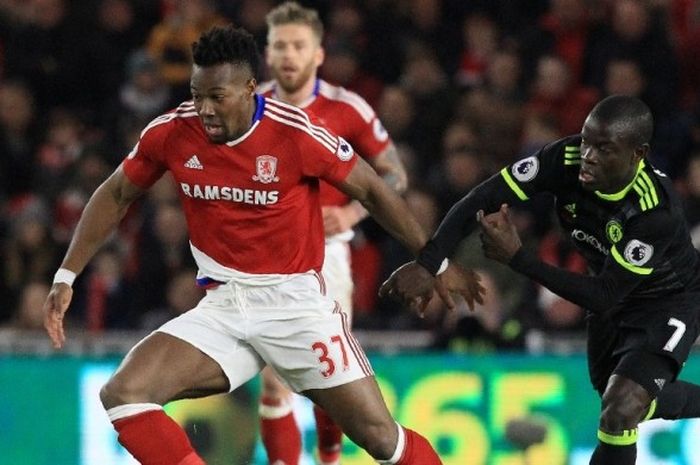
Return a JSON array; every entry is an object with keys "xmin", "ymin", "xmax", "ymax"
[
  {"xmin": 43, "ymin": 283, "xmax": 73, "ymax": 349},
  {"xmin": 477, "ymin": 204, "xmax": 522, "ymax": 264},
  {"xmin": 435, "ymin": 263, "xmax": 486, "ymax": 312},
  {"xmin": 379, "ymin": 261, "xmax": 435, "ymax": 316}
]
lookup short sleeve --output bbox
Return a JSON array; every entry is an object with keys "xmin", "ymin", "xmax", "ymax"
[
  {"xmin": 122, "ymin": 122, "xmax": 168, "ymax": 189},
  {"xmin": 499, "ymin": 137, "xmax": 578, "ymax": 200},
  {"xmin": 296, "ymin": 111, "xmax": 358, "ymax": 184}
]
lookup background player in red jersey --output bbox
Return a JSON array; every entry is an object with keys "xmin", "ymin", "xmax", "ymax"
[
  {"xmin": 42, "ymin": 25, "xmax": 482, "ymax": 465},
  {"xmin": 256, "ymin": 3, "xmax": 408, "ymax": 464}
]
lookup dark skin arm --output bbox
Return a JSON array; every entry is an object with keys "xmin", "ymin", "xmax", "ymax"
[
  {"xmin": 323, "ymin": 142, "xmax": 407, "ymax": 235},
  {"xmin": 478, "ymin": 204, "xmax": 644, "ymax": 313},
  {"xmin": 332, "ymin": 157, "xmax": 484, "ymax": 314},
  {"xmin": 43, "ymin": 165, "xmax": 146, "ymax": 348}
]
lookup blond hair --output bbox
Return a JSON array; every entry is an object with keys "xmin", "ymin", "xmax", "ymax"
[{"xmin": 265, "ymin": 1, "xmax": 324, "ymax": 43}]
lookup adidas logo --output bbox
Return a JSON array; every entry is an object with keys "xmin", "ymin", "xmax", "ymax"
[
  {"xmin": 654, "ymin": 378, "xmax": 666, "ymax": 389},
  {"xmin": 184, "ymin": 155, "xmax": 204, "ymax": 170}
]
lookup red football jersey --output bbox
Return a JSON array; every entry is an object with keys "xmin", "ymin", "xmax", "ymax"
[
  {"xmin": 122, "ymin": 95, "xmax": 357, "ymax": 275},
  {"xmin": 258, "ymin": 79, "xmax": 391, "ymax": 207}
]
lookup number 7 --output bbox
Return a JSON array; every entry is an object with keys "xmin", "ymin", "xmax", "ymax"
[{"xmin": 663, "ymin": 317, "xmax": 686, "ymax": 352}]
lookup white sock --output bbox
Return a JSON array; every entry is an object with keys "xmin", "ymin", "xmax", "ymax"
[{"xmin": 376, "ymin": 423, "xmax": 405, "ymax": 464}]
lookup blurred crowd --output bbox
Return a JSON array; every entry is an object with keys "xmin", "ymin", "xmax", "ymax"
[{"xmin": 2, "ymin": 0, "xmax": 700, "ymax": 353}]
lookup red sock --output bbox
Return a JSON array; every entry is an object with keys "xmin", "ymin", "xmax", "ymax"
[
  {"xmin": 259, "ymin": 396, "xmax": 301, "ymax": 465},
  {"xmin": 112, "ymin": 410, "xmax": 205, "ymax": 465},
  {"xmin": 313, "ymin": 404, "xmax": 342, "ymax": 464},
  {"xmin": 395, "ymin": 428, "xmax": 442, "ymax": 465}
]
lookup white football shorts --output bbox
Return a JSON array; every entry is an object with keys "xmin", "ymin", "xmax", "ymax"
[
  {"xmin": 322, "ymin": 240, "xmax": 354, "ymax": 320},
  {"xmin": 156, "ymin": 272, "xmax": 373, "ymax": 393}
]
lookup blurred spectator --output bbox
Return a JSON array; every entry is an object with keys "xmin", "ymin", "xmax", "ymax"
[
  {"xmin": 3, "ymin": 0, "xmax": 90, "ymax": 113},
  {"xmin": 233, "ymin": 0, "xmax": 275, "ymax": 51},
  {"xmin": 583, "ymin": 0, "xmax": 680, "ymax": 117},
  {"xmin": 456, "ymin": 86, "xmax": 515, "ymax": 166},
  {"xmin": 682, "ymin": 152, "xmax": 700, "ymax": 249},
  {"xmin": 530, "ymin": 230, "xmax": 587, "ymax": 332},
  {"xmin": 34, "ymin": 108, "xmax": 88, "ymax": 199},
  {"xmin": 601, "ymin": 56, "xmax": 692, "ymax": 178},
  {"xmin": 399, "ymin": 42, "xmax": 457, "ymax": 169},
  {"xmin": 82, "ymin": 0, "xmax": 156, "ymax": 112},
  {"xmin": 519, "ymin": 0, "xmax": 590, "ymax": 85},
  {"xmin": 0, "ymin": 80, "xmax": 37, "ymax": 201},
  {"xmin": 104, "ymin": 48, "xmax": 172, "ymax": 143},
  {"xmin": 0, "ymin": 196, "xmax": 62, "ymax": 323},
  {"xmin": 396, "ymin": 0, "xmax": 461, "ymax": 73},
  {"xmin": 133, "ymin": 201, "xmax": 195, "ymax": 313},
  {"xmin": 365, "ymin": 188, "xmax": 442, "ymax": 329},
  {"xmin": 145, "ymin": 0, "xmax": 226, "ymax": 102},
  {"xmin": 320, "ymin": 40, "xmax": 384, "ymax": 107},
  {"xmin": 140, "ymin": 268, "xmax": 203, "ymax": 331},
  {"xmin": 454, "ymin": 13, "xmax": 500, "ymax": 88},
  {"xmin": 518, "ymin": 111, "xmax": 562, "ymax": 159},
  {"xmin": 525, "ymin": 54, "xmax": 599, "ymax": 137},
  {"xmin": 7, "ymin": 281, "xmax": 50, "ymax": 330},
  {"xmin": 427, "ymin": 145, "xmax": 488, "ymax": 217},
  {"xmin": 52, "ymin": 147, "xmax": 113, "ymax": 245},
  {"xmin": 72, "ymin": 243, "xmax": 138, "ymax": 331}
]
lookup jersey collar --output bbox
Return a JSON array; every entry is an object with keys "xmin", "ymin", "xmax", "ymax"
[
  {"xmin": 224, "ymin": 94, "xmax": 265, "ymax": 147},
  {"xmin": 594, "ymin": 159, "xmax": 646, "ymax": 201}
]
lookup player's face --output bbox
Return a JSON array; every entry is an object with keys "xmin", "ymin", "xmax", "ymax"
[
  {"xmin": 579, "ymin": 115, "xmax": 644, "ymax": 193},
  {"xmin": 190, "ymin": 63, "xmax": 257, "ymax": 144},
  {"xmin": 266, "ymin": 24, "xmax": 323, "ymax": 93}
]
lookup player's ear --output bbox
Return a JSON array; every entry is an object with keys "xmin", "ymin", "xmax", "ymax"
[
  {"xmin": 633, "ymin": 143, "xmax": 650, "ymax": 162},
  {"xmin": 247, "ymin": 78, "xmax": 257, "ymax": 96}
]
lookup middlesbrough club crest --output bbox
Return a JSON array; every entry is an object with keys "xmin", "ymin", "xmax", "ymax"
[{"xmin": 252, "ymin": 155, "xmax": 280, "ymax": 183}]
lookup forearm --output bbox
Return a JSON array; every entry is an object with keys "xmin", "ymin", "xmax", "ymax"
[
  {"xmin": 360, "ymin": 181, "xmax": 427, "ymax": 255},
  {"xmin": 509, "ymin": 248, "xmax": 637, "ymax": 313},
  {"xmin": 61, "ymin": 176, "xmax": 138, "ymax": 275}
]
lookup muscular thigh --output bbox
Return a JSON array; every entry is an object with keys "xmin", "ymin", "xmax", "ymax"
[
  {"xmin": 109, "ymin": 332, "xmax": 230, "ymax": 405},
  {"xmin": 303, "ymin": 377, "xmax": 394, "ymax": 440}
]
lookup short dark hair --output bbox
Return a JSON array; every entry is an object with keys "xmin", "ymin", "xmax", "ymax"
[
  {"xmin": 191, "ymin": 25, "xmax": 260, "ymax": 78},
  {"xmin": 589, "ymin": 95, "xmax": 654, "ymax": 147}
]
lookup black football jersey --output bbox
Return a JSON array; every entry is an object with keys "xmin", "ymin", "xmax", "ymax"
[{"xmin": 420, "ymin": 135, "xmax": 700, "ymax": 313}]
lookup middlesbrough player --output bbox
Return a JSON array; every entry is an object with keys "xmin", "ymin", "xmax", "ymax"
[
  {"xmin": 42, "ymin": 25, "xmax": 482, "ymax": 465},
  {"xmin": 382, "ymin": 95, "xmax": 700, "ymax": 465},
  {"xmin": 255, "ymin": 3, "xmax": 407, "ymax": 464}
]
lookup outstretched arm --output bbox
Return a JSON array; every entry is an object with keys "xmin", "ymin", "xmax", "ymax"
[
  {"xmin": 332, "ymin": 156, "xmax": 425, "ymax": 255},
  {"xmin": 478, "ymin": 204, "xmax": 645, "ymax": 313},
  {"xmin": 323, "ymin": 142, "xmax": 407, "ymax": 236},
  {"xmin": 43, "ymin": 165, "xmax": 145, "ymax": 348},
  {"xmin": 334, "ymin": 157, "xmax": 485, "ymax": 312}
]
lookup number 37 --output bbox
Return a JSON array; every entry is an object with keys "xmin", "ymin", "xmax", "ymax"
[{"xmin": 312, "ymin": 335, "xmax": 349, "ymax": 378}]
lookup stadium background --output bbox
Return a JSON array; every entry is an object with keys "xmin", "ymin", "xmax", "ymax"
[{"xmin": 2, "ymin": 0, "xmax": 700, "ymax": 464}]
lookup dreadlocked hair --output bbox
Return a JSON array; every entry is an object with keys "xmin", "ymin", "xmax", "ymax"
[{"xmin": 191, "ymin": 25, "xmax": 260, "ymax": 78}]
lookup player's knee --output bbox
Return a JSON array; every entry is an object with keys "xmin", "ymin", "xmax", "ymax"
[
  {"xmin": 100, "ymin": 374, "xmax": 153, "ymax": 409},
  {"xmin": 349, "ymin": 421, "xmax": 397, "ymax": 459},
  {"xmin": 599, "ymin": 389, "xmax": 647, "ymax": 431}
]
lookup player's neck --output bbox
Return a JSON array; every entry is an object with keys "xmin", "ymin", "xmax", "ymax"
[{"xmin": 276, "ymin": 77, "xmax": 318, "ymax": 107}]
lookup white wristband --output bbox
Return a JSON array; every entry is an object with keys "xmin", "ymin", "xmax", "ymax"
[
  {"xmin": 53, "ymin": 268, "xmax": 77, "ymax": 287},
  {"xmin": 436, "ymin": 258, "xmax": 449, "ymax": 275}
]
